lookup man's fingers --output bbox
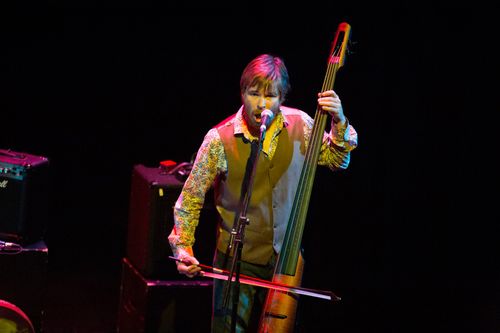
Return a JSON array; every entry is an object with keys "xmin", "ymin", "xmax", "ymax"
[
  {"xmin": 178, "ymin": 263, "xmax": 201, "ymax": 277},
  {"xmin": 185, "ymin": 266, "xmax": 202, "ymax": 278},
  {"xmin": 187, "ymin": 265, "xmax": 202, "ymax": 275}
]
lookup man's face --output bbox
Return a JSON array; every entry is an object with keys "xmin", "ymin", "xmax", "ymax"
[{"xmin": 242, "ymin": 83, "xmax": 280, "ymax": 135}]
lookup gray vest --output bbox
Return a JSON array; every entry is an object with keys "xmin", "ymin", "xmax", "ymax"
[{"xmin": 215, "ymin": 113, "xmax": 306, "ymax": 265}]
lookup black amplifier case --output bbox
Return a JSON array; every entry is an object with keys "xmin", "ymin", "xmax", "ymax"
[
  {"xmin": 126, "ymin": 164, "xmax": 217, "ymax": 279},
  {"xmin": 117, "ymin": 257, "xmax": 213, "ymax": 333},
  {"xmin": 0, "ymin": 149, "xmax": 49, "ymax": 244}
]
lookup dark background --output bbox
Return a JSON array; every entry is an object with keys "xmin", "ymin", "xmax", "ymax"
[{"xmin": 1, "ymin": 4, "xmax": 499, "ymax": 333}]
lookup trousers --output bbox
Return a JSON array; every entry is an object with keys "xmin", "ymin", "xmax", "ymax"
[{"xmin": 211, "ymin": 250, "xmax": 276, "ymax": 333}]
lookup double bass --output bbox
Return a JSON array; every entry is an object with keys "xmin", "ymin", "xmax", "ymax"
[{"xmin": 258, "ymin": 22, "xmax": 352, "ymax": 332}]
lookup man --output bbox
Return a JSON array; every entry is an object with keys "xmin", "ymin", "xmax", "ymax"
[{"xmin": 169, "ymin": 54, "xmax": 358, "ymax": 332}]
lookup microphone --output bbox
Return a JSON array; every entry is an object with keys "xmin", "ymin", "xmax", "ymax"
[{"xmin": 260, "ymin": 109, "xmax": 274, "ymax": 133}]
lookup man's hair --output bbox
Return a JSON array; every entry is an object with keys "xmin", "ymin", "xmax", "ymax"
[{"xmin": 240, "ymin": 54, "xmax": 291, "ymax": 103}]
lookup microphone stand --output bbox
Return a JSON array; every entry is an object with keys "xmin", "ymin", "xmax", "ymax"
[{"xmin": 222, "ymin": 125, "xmax": 269, "ymax": 333}]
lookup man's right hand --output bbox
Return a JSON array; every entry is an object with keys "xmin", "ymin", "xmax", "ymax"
[{"xmin": 176, "ymin": 254, "xmax": 202, "ymax": 278}]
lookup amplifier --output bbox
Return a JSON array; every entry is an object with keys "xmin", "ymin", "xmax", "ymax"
[
  {"xmin": 0, "ymin": 149, "xmax": 49, "ymax": 244},
  {"xmin": 126, "ymin": 164, "xmax": 217, "ymax": 279},
  {"xmin": 117, "ymin": 257, "xmax": 213, "ymax": 333}
]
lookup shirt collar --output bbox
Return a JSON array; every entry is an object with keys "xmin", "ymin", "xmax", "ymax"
[{"xmin": 234, "ymin": 106, "xmax": 289, "ymax": 141}]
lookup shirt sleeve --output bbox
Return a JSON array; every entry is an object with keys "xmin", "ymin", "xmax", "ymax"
[
  {"xmin": 302, "ymin": 113, "xmax": 358, "ymax": 170},
  {"xmin": 322, "ymin": 118, "xmax": 358, "ymax": 169},
  {"xmin": 168, "ymin": 128, "xmax": 226, "ymax": 257}
]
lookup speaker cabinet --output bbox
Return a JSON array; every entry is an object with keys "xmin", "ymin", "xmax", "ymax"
[
  {"xmin": 0, "ymin": 149, "xmax": 49, "ymax": 244},
  {"xmin": 0, "ymin": 240, "xmax": 48, "ymax": 332},
  {"xmin": 117, "ymin": 257, "xmax": 213, "ymax": 333},
  {"xmin": 126, "ymin": 164, "xmax": 217, "ymax": 279}
]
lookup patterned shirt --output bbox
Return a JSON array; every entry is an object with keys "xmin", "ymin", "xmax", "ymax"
[{"xmin": 168, "ymin": 106, "xmax": 358, "ymax": 258}]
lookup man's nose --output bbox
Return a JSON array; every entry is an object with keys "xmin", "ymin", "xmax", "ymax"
[{"xmin": 259, "ymin": 98, "xmax": 267, "ymax": 109}]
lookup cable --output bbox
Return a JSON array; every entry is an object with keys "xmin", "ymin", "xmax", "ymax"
[{"xmin": 0, "ymin": 241, "xmax": 23, "ymax": 254}]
